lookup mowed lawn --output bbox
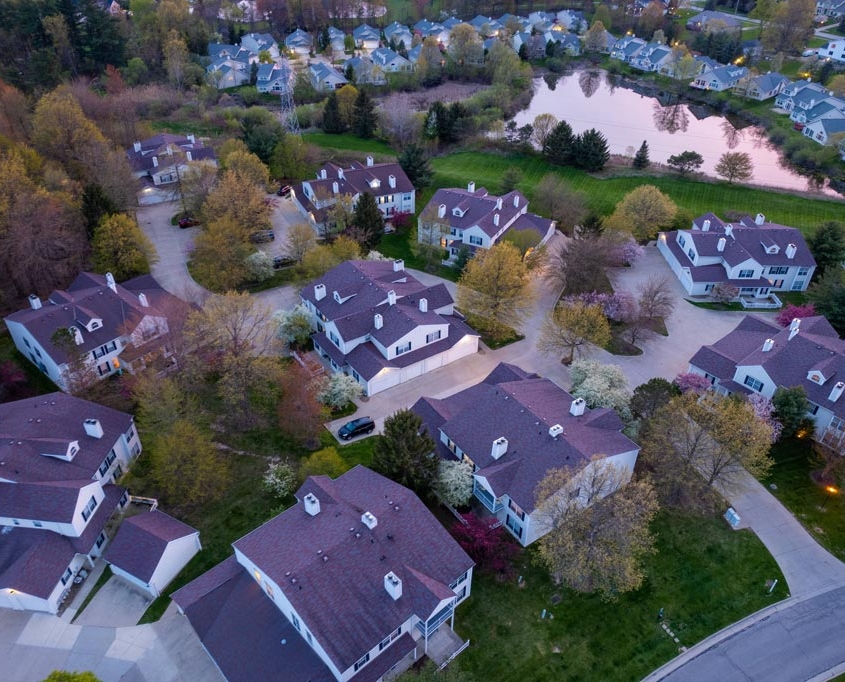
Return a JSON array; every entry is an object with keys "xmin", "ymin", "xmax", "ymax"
[{"xmin": 454, "ymin": 510, "xmax": 787, "ymax": 682}]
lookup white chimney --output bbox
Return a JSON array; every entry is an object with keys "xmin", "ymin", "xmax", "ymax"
[
  {"xmin": 467, "ymin": 181, "xmax": 475, "ymax": 193},
  {"xmin": 384, "ymin": 571, "xmax": 402, "ymax": 600},
  {"xmin": 332, "ymin": 181, "xmax": 339, "ymax": 194},
  {"xmin": 702, "ymin": 219, "xmax": 710, "ymax": 231},
  {"xmin": 493, "ymin": 213, "xmax": 500, "ymax": 227},
  {"xmin": 304, "ymin": 493, "xmax": 321, "ymax": 516},
  {"xmin": 83, "ymin": 418, "xmax": 104, "ymax": 439},
  {"xmin": 314, "ymin": 283, "xmax": 326, "ymax": 301},
  {"xmin": 106, "ymin": 272, "xmax": 117, "ymax": 292},
  {"xmin": 186, "ymin": 151, "xmax": 192, "ymax": 161},
  {"xmin": 438, "ymin": 204, "xmax": 446, "ymax": 219},
  {"xmin": 374, "ymin": 313, "xmax": 383, "ymax": 329},
  {"xmin": 366, "ymin": 155, "xmax": 374, "ymax": 166},
  {"xmin": 496, "ymin": 197, "xmax": 502, "ymax": 210},
  {"xmin": 725, "ymin": 224, "xmax": 734, "ymax": 239},
  {"xmin": 393, "ymin": 259, "xmax": 404, "ymax": 272},
  {"xmin": 187, "ymin": 134, "xmax": 196, "ymax": 144},
  {"xmin": 338, "ymin": 168, "xmax": 344, "ymax": 179},
  {"xmin": 755, "ymin": 213, "xmax": 765, "ymax": 225},
  {"xmin": 570, "ymin": 398, "xmax": 586, "ymax": 416},
  {"xmin": 152, "ymin": 156, "xmax": 158, "ymax": 167},
  {"xmin": 387, "ymin": 290, "xmax": 396, "ymax": 306},
  {"xmin": 133, "ymin": 141, "xmax": 141, "ymax": 153},
  {"xmin": 389, "ymin": 174, "xmax": 396, "ymax": 188},
  {"xmin": 762, "ymin": 338, "xmax": 774, "ymax": 352},
  {"xmin": 491, "ymin": 436, "xmax": 508, "ymax": 460},
  {"xmin": 28, "ymin": 294, "xmax": 42, "ymax": 310},
  {"xmin": 717, "ymin": 237, "xmax": 726, "ymax": 252},
  {"xmin": 830, "ymin": 381, "xmax": 845, "ymax": 403},
  {"xmin": 69, "ymin": 326, "xmax": 84, "ymax": 345},
  {"xmin": 513, "ymin": 195, "xmax": 519, "ymax": 207},
  {"xmin": 789, "ymin": 318, "xmax": 801, "ymax": 340},
  {"xmin": 138, "ymin": 293, "xmax": 149, "ymax": 307},
  {"xmin": 548, "ymin": 424, "xmax": 564, "ymax": 438},
  {"xmin": 321, "ymin": 169, "xmax": 327, "ymax": 179},
  {"xmin": 786, "ymin": 243, "xmax": 797, "ymax": 259},
  {"xmin": 419, "ymin": 298, "xmax": 428, "ymax": 313},
  {"xmin": 361, "ymin": 511, "xmax": 378, "ymax": 529}
]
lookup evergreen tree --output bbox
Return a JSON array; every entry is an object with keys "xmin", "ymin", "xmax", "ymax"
[
  {"xmin": 372, "ymin": 409, "xmax": 438, "ymax": 497},
  {"xmin": 398, "ymin": 143, "xmax": 433, "ymax": 189},
  {"xmin": 352, "ymin": 89, "xmax": 378, "ymax": 139},
  {"xmin": 542, "ymin": 120, "xmax": 576, "ymax": 166},
  {"xmin": 808, "ymin": 221, "xmax": 845, "ymax": 279},
  {"xmin": 633, "ymin": 140, "xmax": 650, "ymax": 170},
  {"xmin": 321, "ymin": 91, "xmax": 345, "ymax": 134},
  {"xmin": 573, "ymin": 128, "xmax": 610, "ymax": 172},
  {"xmin": 352, "ymin": 192, "xmax": 384, "ymax": 248}
]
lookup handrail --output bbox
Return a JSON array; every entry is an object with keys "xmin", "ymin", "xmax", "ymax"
[{"xmin": 439, "ymin": 639, "xmax": 470, "ymax": 670}]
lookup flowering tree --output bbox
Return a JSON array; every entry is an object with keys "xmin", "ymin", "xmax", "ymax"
[
  {"xmin": 570, "ymin": 360, "xmax": 632, "ymax": 420},
  {"xmin": 244, "ymin": 250, "xmax": 274, "ymax": 282},
  {"xmin": 560, "ymin": 291, "xmax": 636, "ymax": 323},
  {"xmin": 263, "ymin": 460, "xmax": 298, "ymax": 498},
  {"xmin": 711, "ymin": 282, "xmax": 738, "ymax": 304},
  {"xmin": 674, "ymin": 372, "xmax": 712, "ymax": 394},
  {"xmin": 775, "ymin": 303, "xmax": 816, "ymax": 327},
  {"xmin": 436, "ymin": 459, "xmax": 475, "ymax": 507},
  {"xmin": 275, "ymin": 304, "xmax": 313, "ymax": 348},
  {"xmin": 747, "ymin": 393, "xmax": 783, "ymax": 443},
  {"xmin": 450, "ymin": 513, "xmax": 520, "ymax": 576},
  {"xmin": 316, "ymin": 373, "xmax": 363, "ymax": 409}
]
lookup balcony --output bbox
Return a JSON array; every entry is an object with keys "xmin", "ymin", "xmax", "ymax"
[
  {"xmin": 416, "ymin": 602, "xmax": 455, "ymax": 638},
  {"xmin": 473, "ymin": 481, "xmax": 502, "ymax": 513}
]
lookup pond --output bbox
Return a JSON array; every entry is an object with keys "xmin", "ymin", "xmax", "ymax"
[{"xmin": 513, "ymin": 71, "xmax": 841, "ymax": 198}]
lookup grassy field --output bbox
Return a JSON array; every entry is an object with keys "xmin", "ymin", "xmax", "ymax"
[
  {"xmin": 764, "ymin": 438, "xmax": 845, "ymax": 561},
  {"xmin": 454, "ymin": 510, "xmax": 786, "ymax": 682},
  {"xmin": 303, "ymin": 132, "xmax": 396, "ymax": 157}
]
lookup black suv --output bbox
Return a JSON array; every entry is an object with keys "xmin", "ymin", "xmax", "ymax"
[{"xmin": 338, "ymin": 417, "xmax": 375, "ymax": 440}]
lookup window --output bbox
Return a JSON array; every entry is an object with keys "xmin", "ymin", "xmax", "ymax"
[
  {"xmin": 23, "ymin": 338, "xmax": 30, "ymax": 348},
  {"xmin": 469, "ymin": 235, "xmax": 483, "ymax": 246},
  {"xmin": 807, "ymin": 402, "xmax": 820, "ymax": 416},
  {"xmin": 354, "ymin": 653, "xmax": 370, "ymax": 672},
  {"xmin": 450, "ymin": 572, "xmax": 468, "ymax": 589},
  {"xmin": 81, "ymin": 495, "xmax": 98, "ymax": 522},
  {"xmin": 508, "ymin": 498, "xmax": 525, "ymax": 521},
  {"xmin": 96, "ymin": 532, "xmax": 106, "ymax": 548},
  {"xmin": 425, "ymin": 330, "xmax": 442, "ymax": 344},
  {"xmin": 798, "ymin": 267, "xmax": 810, "ymax": 276},
  {"xmin": 687, "ymin": 247, "xmax": 695, "ymax": 261},
  {"xmin": 12, "ymin": 519, "xmax": 19, "ymax": 525},
  {"xmin": 379, "ymin": 627, "xmax": 401, "ymax": 650},
  {"xmin": 33, "ymin": 521, "xmax": 42, "ymax": 528},
  {"xmin": 305, "ymin": 630, "xmax": 313, "ymax": 646},
  {"xmin": 395, "ymin": 341, "xmax": 411, "ymax": 355},
  {"xmin": 126, "ymin": 426, "xmax": 136, "ymax": 441},
  {"xmin": 291, "ymin": 613, "xmax": 300, "ymax": 631},
  {"xmin": 505, "ymin": 514, "xmax": 523, "ymax": 539},
  {"xmin": 352, "ymin": 370, "xmax": 360, "ymax": 382},
  {"xmin": 97, "ymin": 362, "xmax": 111, "ymax": 377},
  {"xmin": 61, "ymin": 568, "xmax": 73, "ymax": 586},
  {"xmin": 792, "ymin": 281, "xmax": 805, "ymax": 291},
  {"xmin": 329, "ymin": 331, "xmax": 340, "ymax": 347},
  {"xmin": 98, "ymin": 450, "xmax": 117, "ymax": 477},
  {"xmin": 743, "ymin": 375, "xmax": 764, "ymax": 392},
  {"xmin": 738, "ymin": 269, "xmax": 755, "ymax": 278},
  {"xmin": 768, "ymin": 266, "xmax": 789, "ymax": 275}
]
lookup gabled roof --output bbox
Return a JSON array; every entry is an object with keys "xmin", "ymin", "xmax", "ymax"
[
  {"xmin": 750, "ymin": 72, "xmax": 789, "ymax": 93},
  {"xmin": 421, "ymin": 187, "xmax": 531, "ymax": 238},
  {"xmin": 414, "ymin": 364, "xmax": 639, "ymax": 512},
  {"xmin": 307, "ymin": 160, "xmax": 414, "ymax": 201},
  {"xmin": 125, "ymin": 133, "xmax": 215, "ymax": 175},
  {"xmin": 353, "ymin": 23, "xmax": 380, "ymax": 40},
  {"xmin": 232, "ymin": 466, "xmax": 473, "ymax": 674},
  {"xmin": 105, "ymin": 510, "xmax": 198, "ymax": 583}
]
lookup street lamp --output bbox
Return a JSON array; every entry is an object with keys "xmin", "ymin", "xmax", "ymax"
[{"xmin": 822, "ymin": 485, "xmax": 839, "ymax": 508}]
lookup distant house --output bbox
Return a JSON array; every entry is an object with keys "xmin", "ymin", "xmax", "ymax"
[
  {"xmin": 326, "ymin": 26, "xmax": 347, "ymax": 54},
  {"xmin": 0, "ymin": 393, "xmax": 139, "ymax": 613},
  {"xmin": 775, "ymin": 80, "xmax": 831, "ymax": 111},
  {"xmin": 790, "ymin": 96, "xmax": 845, "ymax": 125},
  {"xmin": 126, "ymin": 133, "xmax": 217, "ymax": 188},
  {"xmin": 309, "ymin": 62, "xmax": 348, "ymax": 91},
  {"xmin": 371, "ymin": 47, "xmax": 413, "ymax": 73},
  {"xmin": 412, "ymin": 363, "xmax": 641, "ymax": 546},
  {"xmin": 685, "ymin": 10, "xmax": 741, "ymax": 31},
  {"xmin": 610, "ymin": 35, "xmax": 646, "ymax": 62},
  {"xmin": 300, "ymin": 260, "xmax": 479, "ymax": 396},
  {"xmin": 106, "ymin": 510, "xmax": 200, "ymax": 598},
  {"xmin": 821, "ymin": 39, "xmax": 845, "ymax": 62},
  {"xmin": 657, "ymin": 212, "xmax": 816, "ymax": 298},
  {"xmin": 353, "ymin": 23, "xmax": 381, "ymax": 51},
  {"xmin": 173, "ymin": 466, "xmax": 475, "ymax": 682},
  {"xmin": 293, "ymin": 158, "xmax": 415, "ymax": 228},
  {"xmin": 285, "ymin": 28, "xmax": 313, "ymax": 56},
  {"xmin": 343, "ymin": 56, "xmax": 387, "ymax": 85},
  {"xmin": 803, "ymin": 116, "xmax": 845, "ymax": 145},
  {"xmin": 383, "ymin": 22, "xmax": 413, "ymax": 51},
  {"xmin": 417, "ymin": 182, "xmax": 555, "ymax": 264},
  {"xmin": 630, "ymin": 42, "xmax": 673, "ymax": 72},
  {"xmin": 688, "ymin": 315, "xmax": 845, "ymax": 452},
  {"xmin": 206, "ymin": 43, "xmax": 251, "ymax": 88},
  {"xmin": 4, "ymin": 272, "xmax": 187, "ymax": 391},
  {"xmin": 241, "ymin": 32, "xmax": 280, "ymax": 60},
  {"xmin": 691, "ymin": 64, "xmax": 748, "ymax": 91},
  {"xmin": 256, "ymin": 63, "xmax": 289, "ymax": 93},
  {"xmin": 817, "ymin": 0, "xmax": 845, "ymax": 19},
  {"xmin": 556, "ymin": 9, "xmax": 587, "ymax": 32},
  {"xmin": 736, "ymin": 71, "xmax": 790, "ymax": 101}
]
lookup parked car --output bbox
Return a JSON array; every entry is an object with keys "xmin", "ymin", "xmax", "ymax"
[
  {"xmin": 273, "ymin": 256, "xmax": 295, "ymax": 269},
  {"xmin": 178, "ymin": 217, "xmax": 200, "ymax": 228},
  {"xmin": 277, "ymin": 184, "xmax": 292, "ymax": 197},
  {"xmin": 338, "ymin": 417, "xmax": 375, "ymax": 440},
  {"xmin": 250, "ymin": 230, "xmax": 275, "ymax": 243}
]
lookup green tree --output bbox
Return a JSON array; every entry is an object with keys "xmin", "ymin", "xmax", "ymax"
[
  {"xmin": 585, "ymin": 20, "xmax": 608, "ymax": 52},
  {"xmin": 715, "ymin": 151, "xmax": 754, "ymax": 184},
  {"xmin": 632, "ymin": 140, "xmax": 650, "ymax": 169},
  {"xmin": 538, "ymin": 302, "xmax": 611, "ymax": 364},
  {"xmin": 270, "ymin": 135, "xmax": 310, "ymax": 181},
  {"xmin": 808, "ymin": 270, "xmax": 845, "ymax": 335},
  {"xmin": 81, "ymin": 183, "xmax": 118, "ymax": 238},
  {"xmin": 398, "ymin": 143, "xmax": 433, "ymax": 190},
  {"xmin": 532, "ymin": 174, "xmax": 587, "ymax": 235},
  {"xmin": 351, "ymin": 191, "xmax": 384, "ymax": 249},
  {"xmin": 457, "ymin": 242, "xmax": 536, "ymax": 341},
  {"xmin": 667, "ymin": 150, "xmax": 704, "ymax": 175},
  {"xmin": 42, "ymin": 673, "xmax": 102, "ymax": 682},
  {"xmin": 808, "ymin": 221, "xmax": 845, "ymax": 279},
  {"xmin": 573, "ymin": 129, "xmax": 610, "ymax": 171},
  {"xmin": 532, "ymin": 113, "xmax": 558, "ymax": 150},
  {"xmin": 191, "ymin": 217, "xmax": 253, "ymax": 292},
  {"xmin": 300, "ymin": 446, "xmax": 348, "ymax": 479},
  {"xmin": 133, "ymin": 374, "xmax": 195, "ymax": 435},
  {"xmin": 604, "ymin": 185, "xmax": 677, "ymax": 241},
  {"xmin": 536, "ymin": 463, "xmax": 658, "ymax": 600},
  {"xmin": 224, "ymin": 149, "xmax": 269, "ymax": 189},
  {"xmin": 772, "ymin": 386, "xmax": 811, "ymax": 438},
  {"xmin": 372, "ymin": 409, "xmax": 438, "ymax": 497},
  {"xmin": 91, "ymin": 214, "xmax": 158, "ymax": 281},
  {"xmin": 352, "ymin": 89, "xmax": 377, "ymax": 139},
  {"xmin": 543, "ymin": 120, "xmax": 575, "ymax": 166},
  {"xmin": 321, "ymin": 91, "xmax": 344, "ymax": 133},
  {"xmin": 762, "ymin": 0, "xmax": 815, "ymax": 54},
  {"xmin": 500, "ymin": 166, "xmax": 523, "ymax": 193},
  {"xmin": 631, "ymin": 378, "xmax": 680, "ymax": 420}
]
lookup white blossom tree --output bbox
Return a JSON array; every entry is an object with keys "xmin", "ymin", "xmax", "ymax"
[
  {"xmin": 276, "ymin": 304, "xmax": 313, "ymax": 347},
  {"xmin": 436, "ymin": 459, "xmax": 475, "ymax": 507},
  {"xmin": 317, "ymin": 373, "xmax": 363, "ymax": 409},
  {"xmin": 245, "ymin": 250, "xmax": 274, "ymax": 282},
  {"xmin": 570, "ymin": 360, "xmax": 632, "ymax": 421},
  {"xmin": 264, "ymin": 460, "xmax": 298, "ymax": 498}
]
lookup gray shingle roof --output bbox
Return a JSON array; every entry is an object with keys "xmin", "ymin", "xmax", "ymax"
[
  {"xmin": 233, "ymin": 466, "xmax": 473, "ymax": 673},
  {"xmin": 421, "ymin": 187, "xmax": 531, "ymax": 239}
]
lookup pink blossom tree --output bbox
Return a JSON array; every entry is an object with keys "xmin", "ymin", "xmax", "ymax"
[
  {"xmin": 674, "ymin": 372, "xmax": 712, "ymax": 394},
  {"xmin": 450, "ymin": 513, "xmax": 520, "ymax": 577},
  {"xmin": 747, "ymin": 393, "xmax": 783, "ymax": 443},
  {"xmin": 775, "ymin": 303, "xmax": 816, "ymax": 327}
]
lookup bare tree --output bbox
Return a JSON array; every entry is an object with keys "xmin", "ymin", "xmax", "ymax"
[
  {"xmin": 285, "ymin": 223, "xmax": 317, "ymax": 263},
  {"xmin": 638, "ymin": 275, "xmax": 675, "ymax": 320}
]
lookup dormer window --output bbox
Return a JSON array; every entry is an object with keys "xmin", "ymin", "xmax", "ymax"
[
  {"xmin": 369, "ymin": 178, "xmax": 380, "ymax": 188},
  {"xmin": 808, "ymin": 371, "xmax": 827, "ymax": 384},
  {"xmin": 452, "ymin": 207, "xmax": 465, "ymax": 217}
]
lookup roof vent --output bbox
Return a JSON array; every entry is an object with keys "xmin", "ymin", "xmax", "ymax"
[
  {"xmin": 393, "ymin": 259, "xmax": 404, "ymax": 272},
  {"xmin": 384, "ymin": 571, "xmax": 402, "ymax": 600},
  {"xmin": 493, "ymin": 213, "xmax": 499, "ymax": 227},
  {"xmin": 491, "ymin": 436, "xmax": 508, "ymax": 460},
  {"xmin": 304, "ymin": 493, "xmax": 320, "ymax": 516},
  {"xmin": 830, "ymin": 382, "xmax": 845, "ymax": 403},
  {"xmin": 438, "ymin": 204, "xmax": 446, "ymax": 219},
  {"xmin": 762, "ymin": 338, "xmax": 774, "ymax": 352},
  {"xmin": 28, "ymin": 294, "xmax": 42, "ymax": 310},
  {"xmin": 570, "ymin": 398, "xmax": 586, "ymax": 417},
  {"xmin": 362, "ymin": 511, "xmax": 378, "ymax": 529},
  {"xmin": 513, "ymin": 195, "xmax": 519, "ymax": 207},
  {"xmin": 389, "ymin": 174, "xmax": 396, "ymax": 189},
  {"xmin": 314, "ymin": 283, "xmax": 326, "ymax": 301},
  {"xmin": 366, "ymin": 155, "xmax": 374, "ymax": 167},
  {"xmin": 83, "ymin": 419, "xmax": 104, "ymax": 439},
  {"xmin": 548, "ymin": 424, "xmax": 564, "ymax": 438},
  {"xmin": 786, "ymin": 243, "xmax": 797, "ymax": 260},
  {"xmin": 105, "ymin": 272, "xmax": 117, "ymax": 292}
]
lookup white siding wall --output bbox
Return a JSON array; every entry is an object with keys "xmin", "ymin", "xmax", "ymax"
[
  {"xmin": 148, "ymin": 533, "xmax": 202, "ymax": 597},
  {"xmin": 5, "ymin": 320, "xmax": 66, "ymax": 390},
  {"xmin": 732, "ymin": 365, "xmax": 777, "ymax": 398}
]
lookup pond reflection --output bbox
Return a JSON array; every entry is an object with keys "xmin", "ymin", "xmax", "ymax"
[{"xmin": 515, "ymin": 73, "xmax": 840, "ymax": 197}]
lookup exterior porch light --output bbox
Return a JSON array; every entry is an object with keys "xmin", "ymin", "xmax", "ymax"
[{"xmin": 822, "ymin": 485, "xmax": 839, "ymax": 508}]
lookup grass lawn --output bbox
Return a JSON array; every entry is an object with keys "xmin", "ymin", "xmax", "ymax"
[
  {"xmin": 763, "ymin": 438, "xmax": 845, "ymax": 561},
  {"xmin": 0, "ymin": 330, "xmax": 59, "ymax": 399},
  {"xmin": 303, "ymin": 132, "xmax": 396, "ymax": 157},
  {"xmin": 454, "ymin": 509, "xmax": 786, "ymax": 682}
]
